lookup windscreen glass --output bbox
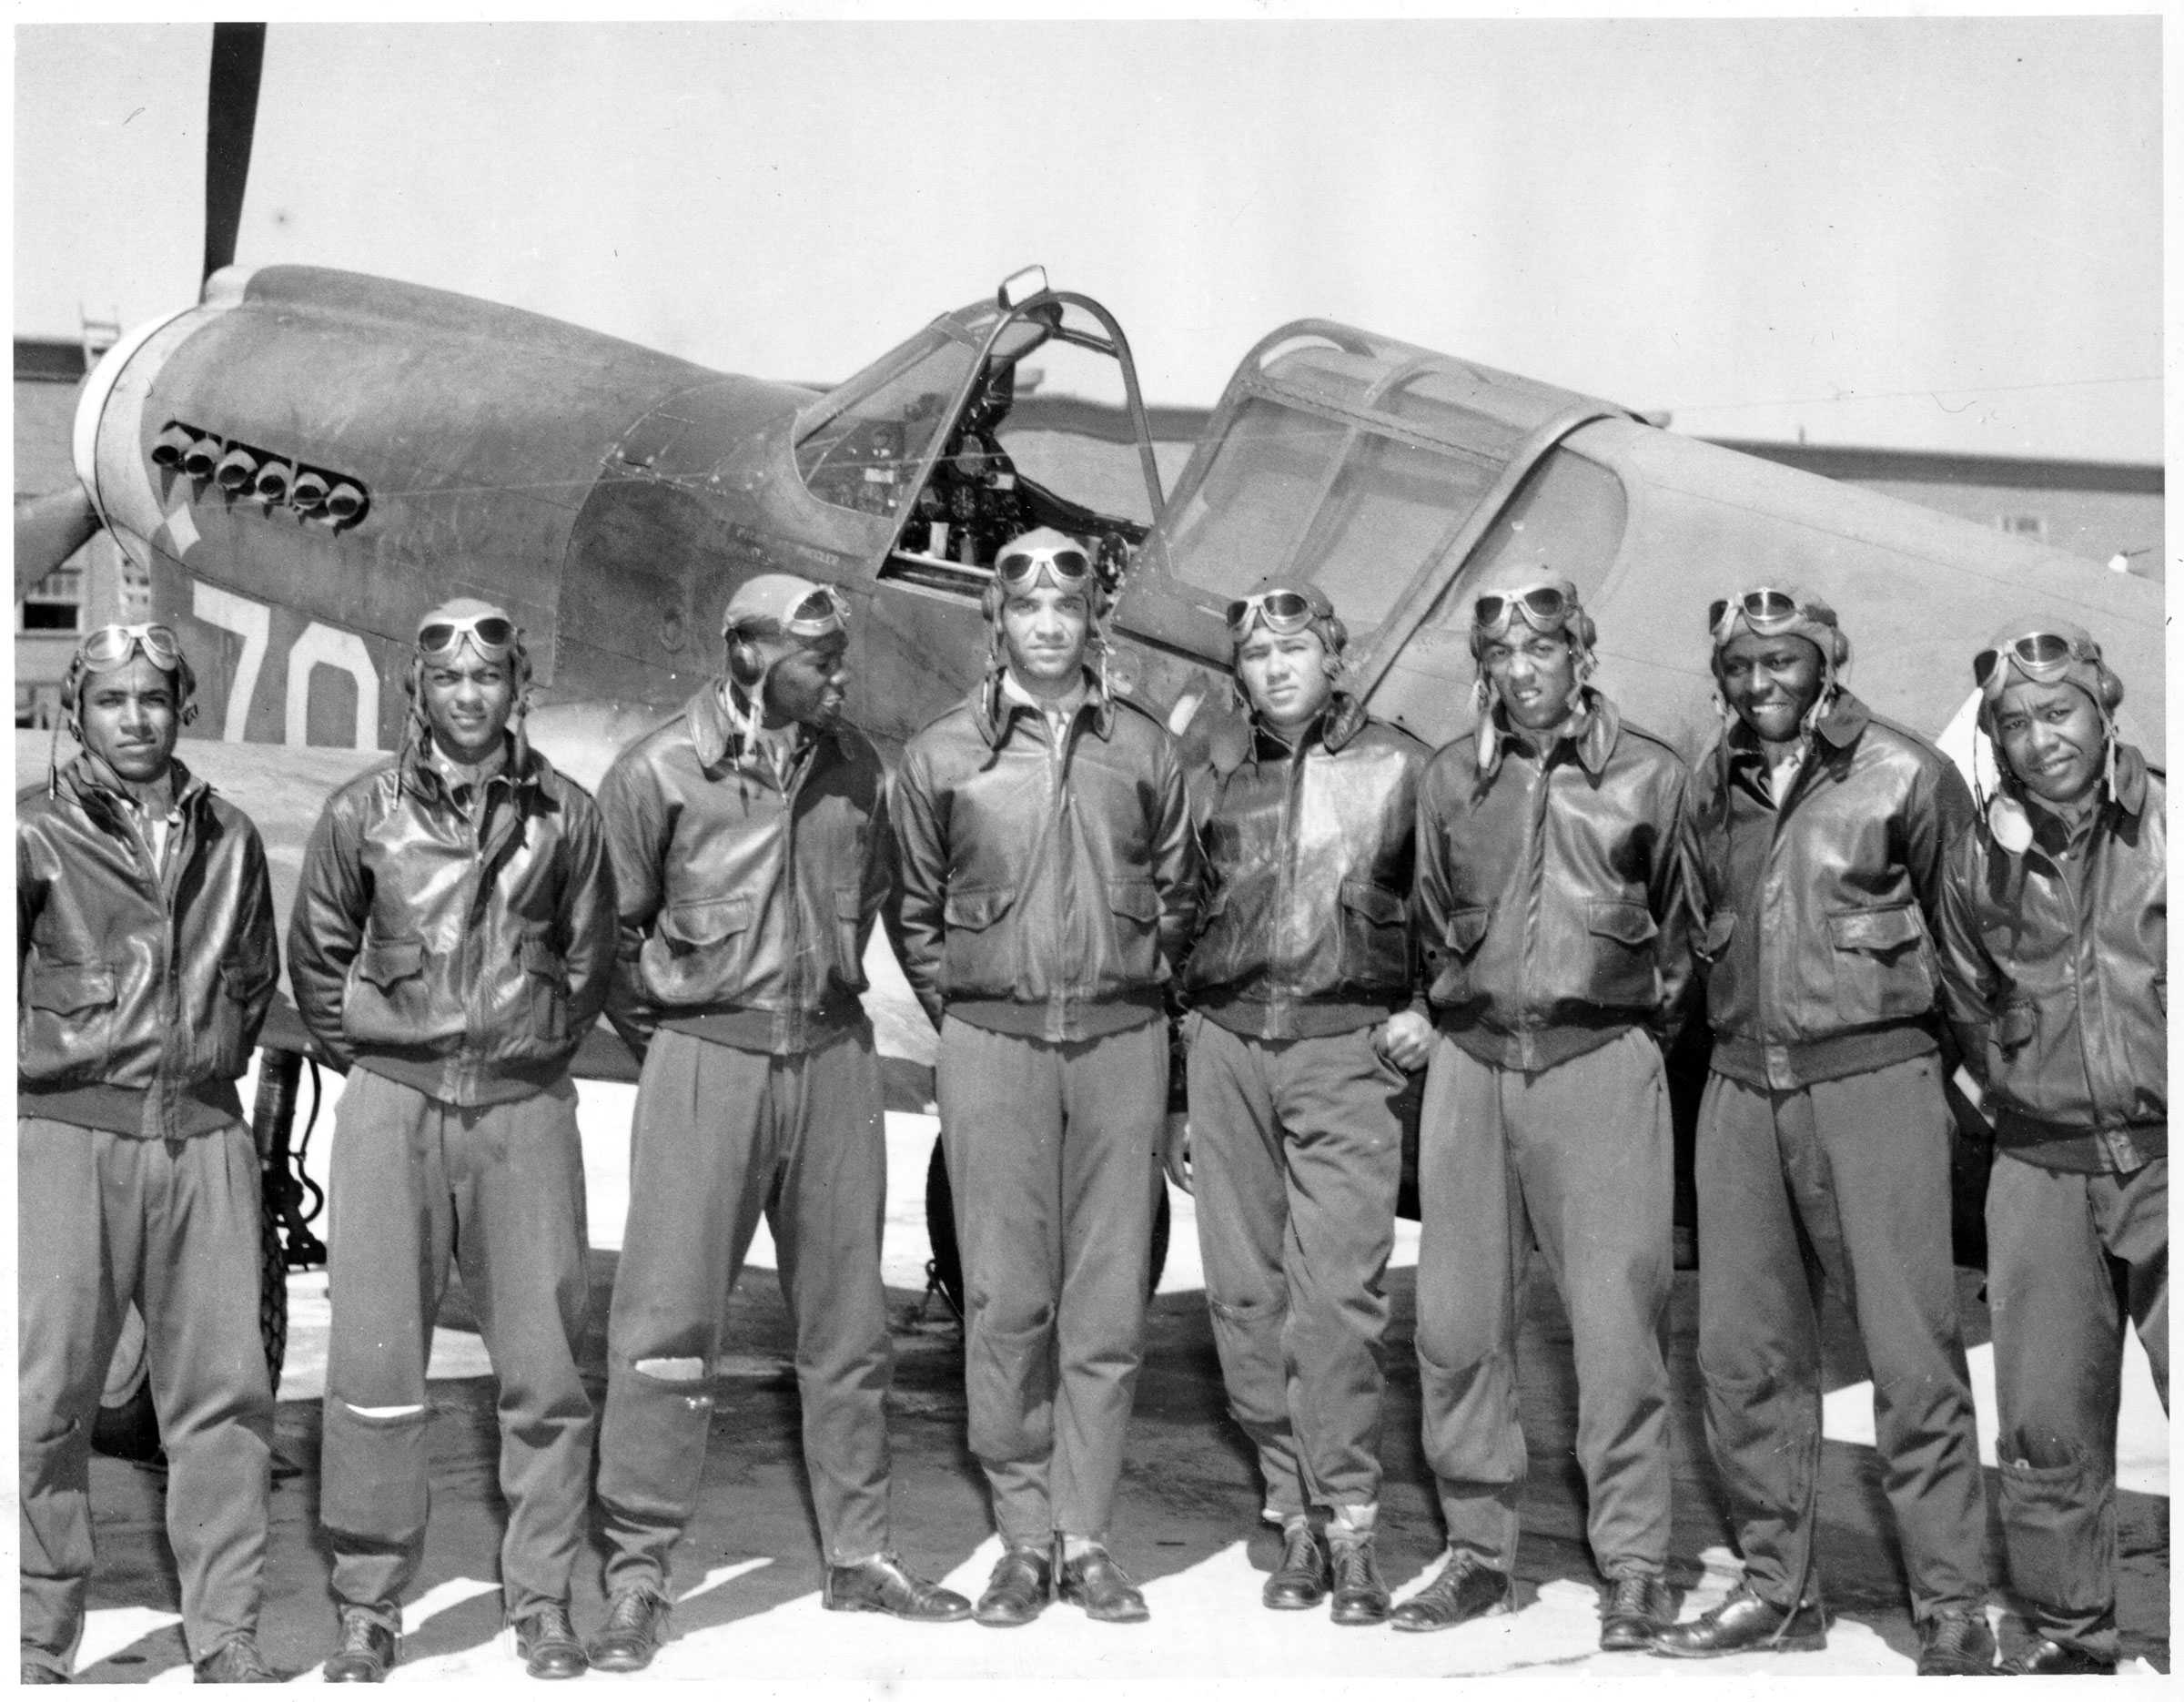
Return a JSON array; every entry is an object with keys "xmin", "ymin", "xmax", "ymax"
[{"xmin": 795, "ymin": 334, "xmax": 979, "ymax": 519}]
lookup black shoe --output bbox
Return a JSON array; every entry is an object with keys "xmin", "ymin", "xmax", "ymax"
[
  {"xmin": 20, "ymin": 1660, "xmax": 68, "ymax": 1684},
  {"xmin": 1328, "ymin": 1535, "xmax": 1390, "ymax": 1626},
  {"xmin": 1262, "ymin": 1524, "xmax": 1327, "ymax": 1611},
  {"xmin": 973, "ymin": 1546, "xmax": 1054, "ymax": 1628},
  {"xmin": 1600, "ymin": 1575, "xmax": 1674, "ymax": 1652},
  {"xmin": 1056, "ymin": 1544, "xmax": 1150, "ymax": 1624},
  {"xmin": 1390, "ymin": 1555, "xmax": 1512, "ymax": 1634},
  {"xmin": 1916, "ymin": 1611, "xmax": 1997, "ymax": 1676},
  {"xmin": 2002, "ymin": 1638, "xmax": 2117, "ymax": 1676},
  {"xmin": 321, "ymin": 1609, "xmax": 398, "ymax": 1684},
  {"xmin": 824, "ymin": 1554, "xmax": 973, "ymax": 1622},
  {"xmin": 511, "ymin": 1604, "xmax": 588, "ymax": 1680},
  {"xmin": 192, "ymin": 1634, "xmax": 280, "ymax": 1684},
  {"xmin": 1651, "ymin": 1586, "xmax": 1827, "ymax": 1657},
  {"xmin": 585, "ymin": 1586, "xmax": 671, "ymax": 1675}
]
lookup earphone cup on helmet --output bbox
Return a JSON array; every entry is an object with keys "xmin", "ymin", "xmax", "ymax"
[{"xmin": 1568, "ymin": 610, "xmax": 1597, "ymax": 653}]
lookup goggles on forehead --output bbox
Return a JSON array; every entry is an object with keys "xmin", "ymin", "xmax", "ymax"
[
  {"xmin": 1973, "ymin": 630, "xmax": 2097, "ymax": 698},
  {"xmin": 77, "ymin": 623, "xmax": 185, "ymax": 674},
  {"xmin": 1473, "ymin": 583, "xmax": 1572, "ymax": 637},
  {"xmin": 996, "ymin": 542, "xmax": 1092, "ymax": 591},
  {"xmin": 778, "ymin": 585, "xmax": 852, "ymax": 638},
  {"xmin": 1706, "ymin": 587, "xmax": 1824, "ymax": 641},
  {"xmin": 1225, "ymin": 588, "xmax": 1323, "ymax": 639},
  {"xmin": 418, "ymin": 612, "xmax": 519, "ymax": 661}
]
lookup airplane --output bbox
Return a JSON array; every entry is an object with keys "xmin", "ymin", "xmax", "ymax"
[{"xmin": 20, "ymin": 25, "xmax": 2164, "ymax": 1447}]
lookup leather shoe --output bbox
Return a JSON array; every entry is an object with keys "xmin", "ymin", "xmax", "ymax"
[
  {"xmin": 824, "ymin": 1554, "xmax": 972, "ymax": 1622},
  {"xmin": 21, "ymin": 1660, "xmax": 69, "ymax": 1684},
  {"xmin": 1056, "ymin": 1544, "xmax": 1149, "ymax": 1624},
  {"xmin": 1651, "ymin": 1586, "xmax": 1827, "ymax": 1657},
  {"xmin": 1328, "ymin": 1535, "xmax": 1390, "ymax": 1626},
  {"xmin": 586, "ymin": 1586, "xmax": 671, "ymax": 1675},
  {"xmin": 511, "ymin": 1604, "xmax": 588, "ymax": 1680},
  {"xmin": 321, "ymin": 1609, "xmax": 398, "ymax": 1684},
  {"xmin": 1916, "ymin": 1610, "xmax": 1996, "ymax": 1676},
  {"xmin": 192, "ymin": 1634, "xmax": 280, "ymax": 1683},
  {"xmin": 2003, "ymin": 1637, "xmax": 2117, "ymax": 1676},
  {"xmin": 1599, "ymin": 1575, "xmax": 1674, "ymax": 1652},
  {"xmin": 1262, "ymin": 1524, "xmax": 1327, "ymax": 1610},
  {"xmin": 1390, "ymin": 1555, "xmax": 1512, "ymax": 1634},
  {"xmin": 974, "ymin": 1546, "xmax": 1053, "ymax": 1628}
]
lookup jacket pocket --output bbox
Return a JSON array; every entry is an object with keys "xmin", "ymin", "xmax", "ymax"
[
  {"xmin": 520, "ymin": 934, "xmax": 568, "ymax": 1048},
  {"xmin": 1424, "ymin": 905, "xmax": 1490, "ymax": 1007},
  {"xmin": 658, "ymin": 895, "xmax": 752, "ymax": 950},
  {"xmin": 941, "ymin": 886, "xmax": 1017, "ymax": 1000},
  {"xmin": 645, "ymin": 894, "xmax": 756, "ymax": 1007},
  {"xmin": 1106, "ymin": 876, "xmax": 1163, "ymax": 982},
  {"xmin": 1338, "ymin": 878, "xmax": 1410, "ymax": 991},
  {"xmin": 347, "ymin": 935, "xmax": 431, "ymax": 1045},
  {"xmin": 357, "ymin": 937, "xmax": 426, "ymax": 989},
  {"xmin": 203, "ymin": 958, "xmax": 259, "ymax": 1076},
  {"xmin": 1825, "ymin": 901, "xmax": 1937, "ymax": 1025},
  {"xmin": 1442, "ymin": 906, "xmax": 1490, "ymax": 956},
  {"xmin": 21, "ymin": 960, "xmax": 118, "ymax": 1079},
  {"xmin": 1585, "ymin": 898, "xmax": 1661, "ymax": 1008}
]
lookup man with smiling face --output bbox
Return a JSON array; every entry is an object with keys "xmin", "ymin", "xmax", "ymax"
[
  {"xmin": 18, "ymin": 626, "xmax": 280, "ymax": 1683},
  {"xmin": 1408, "ymin": 580, "xmax": 1694, "ymax": 1650},
  {"xmin": 291, "ymin": 600, "xmax": 616, "ymax": 1681},
  {"xmin": 1934, "ymin": 623, "xmax": 2166, "ymax": 1676},
  {"xmin": 891, "ymin": 527, "xmax": 1198, "ymax": 1626},
  {"xmin": 1172, "ymin": 580, "xmax": 1430, "ymax": 1626},
  {"xmin": 591, "ymin": 574, "xmax": 968, "ymax": 1672},
  {"xmin": 1653, "ymin": 588, "xmax": 1992, "ymax": 1673}
]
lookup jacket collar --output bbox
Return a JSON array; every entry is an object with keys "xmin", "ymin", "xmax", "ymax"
[
  {"xmin": 685, "ymin": 678, "xmax": 841, "ymax": 776},
  {"xmin": 1481, "ymin": 689, "xmax": 1619, "ymax": 778},
  {"xmin": 1246, "ymin": 691, "xmax": 1369, "ymax": 762},
  {"xmin": 1724, "ymin": 686, "xmax": 1869, "ymax": 771},
  {"xmin": 398, "ymin": 729, "xmax": 549, "ymax": 810},
  {"xmin": 57, "ymin": 751, "xmax": 208, "ymax": 825},
  {"xmin": 973, "ymin": 664, "xmax": 1114, "ymax": 749}
]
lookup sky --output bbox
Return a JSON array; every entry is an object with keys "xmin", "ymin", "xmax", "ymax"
[{"xmin": 12, "ymin": 15, "xmax": 2166, "ymax": 462}]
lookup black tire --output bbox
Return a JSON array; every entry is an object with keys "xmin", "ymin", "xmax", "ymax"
[{"xmin": 924, "ymin": 1136, "xmax": 1170, "ymax": 1321}]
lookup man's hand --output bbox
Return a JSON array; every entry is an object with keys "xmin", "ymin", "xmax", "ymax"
[
  {"xmin": 1376, "ymin": 1009, "xmax": 1435, "ymax": 1072},
  {"xmin": 1162, "ymin": 1112, "xmax": 1193, "ymax": 1196}
]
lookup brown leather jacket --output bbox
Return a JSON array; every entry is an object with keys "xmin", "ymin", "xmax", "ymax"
[
  {"xmin": 1183, "ymin": 694, "xmax": 1429, "ymax": 1039},
  {"xmin": 1691, "ymin": 689, "xmax": 1973, "ymax": 1089},
  {"xmin": 18, "ymin": 754, "xmax": 278, "ymax": 1138},
  {"xmin": 1936, "ymin": 745, "xmax": 2166, "ymax": 1172},
  {"xmin": 289, "ymin": 737, "xmax": 616, "ymax": 1106},
  {"xmin": 597, "ymin": 682, "xmax": 892, "ymax": 1058},
  {"xmin": 1415, "ymin": 692, "xmax": 1695, "ymax": 1071},
  {"xmin": 889, "ymin": 669, "xmax": 1198, "ymax": 1042}
]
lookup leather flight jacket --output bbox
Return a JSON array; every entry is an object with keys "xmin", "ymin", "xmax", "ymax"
[
  {"xmin": 597, "ymin": 681, "xmax": 892, "ymax": 1058},
  {"xmin": 1936, "ymin": 745, "xmax": 2166, "ymax": 1173},
  {"xmin": 1415, "ymin": 691, "xmax": 1696, "ymax": 1072},
  {"xmin": 289, "ymin": 736, "xmax": 617, "ymax": 1106},
  {"xmin": 18, "ymin": 754, "xmax": 278, "ymax": 1139},
  {"xmin": 1183, "ymin": 693, "xmax": 1429, "ymax": 1039},
  {"xmin": 1691, "ymin": 689, "xmax": 1974, "ymax": 1089},
  {"xmin": 890, "ymin": 667, "xmax": 1198, "ymax": 1043}
]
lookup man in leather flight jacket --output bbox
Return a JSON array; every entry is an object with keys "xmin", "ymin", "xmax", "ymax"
[
  {"xmin": 1653, "ymin": 588, "xmax": 1993, "ymax": 1674},
  {"xmin": 1408, "ymin": 580, "xmax": 1694, "ymax": 1651},
  {"xmin": 589, "ymin": 575, "xmax": 969, "ymax": 1672},
  {"xmin": 289, "ymin": 601, "xmax": 616, "ymax": 1682},
  {"xmin": 17, "ymin": 625, "xmax": 281, "ymax": 1684},
  {"xmin": 1170, "ymin": 580, "xmax": 1430, "ymax": 1626},
  {"xmin": 1934, "ymin": 623, "xmax": 2166, "ymax": 1677},
  {"xmin": 890, "ymin": 528, "xmax": 1198, "ymax": 1627}
]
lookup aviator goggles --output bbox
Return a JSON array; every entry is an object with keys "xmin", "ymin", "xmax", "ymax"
[
  {"xmin": 1973, "ymin": 630, "xmax": 2098, "ymax": 700},
  {"xmin": 774, "ymin": 585, "xmax": 852, "ymax": 639},
  {"xmin": 76, "ymin": 623, "xmax": 185, "ymax": 674},
  {"xmin": 996, "ymin": 542, "xmax": 1093, "ymax": 591},
  {"xmin": 1225, "ymin": 588, "xmax": 1326, "ymax": 639},
  {"xmin": 1705, "ymin": 587, "xmax": 1829, "ymax": 643},
  {"xmin": 418, "ymin": 612, "xmax": 520, "ymax": 662},
  {"xmin": 1473, "ymin": 583, "xmax": 1575, "ymax": 638}
]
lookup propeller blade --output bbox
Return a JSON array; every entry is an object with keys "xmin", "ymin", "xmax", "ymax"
[
  {"xmin": 14, "ymin": 487, "xmax": 100, "ymax": 602},
  {"xmin": 202, "ymin": 22, "xmax": 266, "ymax": 285}
]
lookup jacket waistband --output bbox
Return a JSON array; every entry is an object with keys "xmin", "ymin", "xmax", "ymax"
[{"xmin": 1709, "ymin": 1021, "xmax": 1937, "ymax": 1090}]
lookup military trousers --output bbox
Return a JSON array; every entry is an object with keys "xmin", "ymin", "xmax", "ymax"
[
  {"xmin": 596, "ymin": 1023, "xmax": 893, "ymax": 1593},
  {"xmin": 937, "ymin": 1014, "xmax": 1167, "ymax": 1547},
  {"xmin": 1413, "ymin": 1027, "xmax": 1673, "ymax": 1578},
  {"xmin": 1185, "ymin": 1015, "xmax": 1403, "ymax": 1521},
  {"xmin": 17, "ymin": 1116, "xmax": 273, "ymax": 1675},
  {"xmin": 1987, "ymin": 1151, "xmax": 2168, "ymax": 1660},
  {"xmin": 1694, "ymin": 1055, "xmax": 1987, "ymax": 1622},
  {"xmin": 319, "ymin": 1068, "xmax": 594, "ymax": 1623}
]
